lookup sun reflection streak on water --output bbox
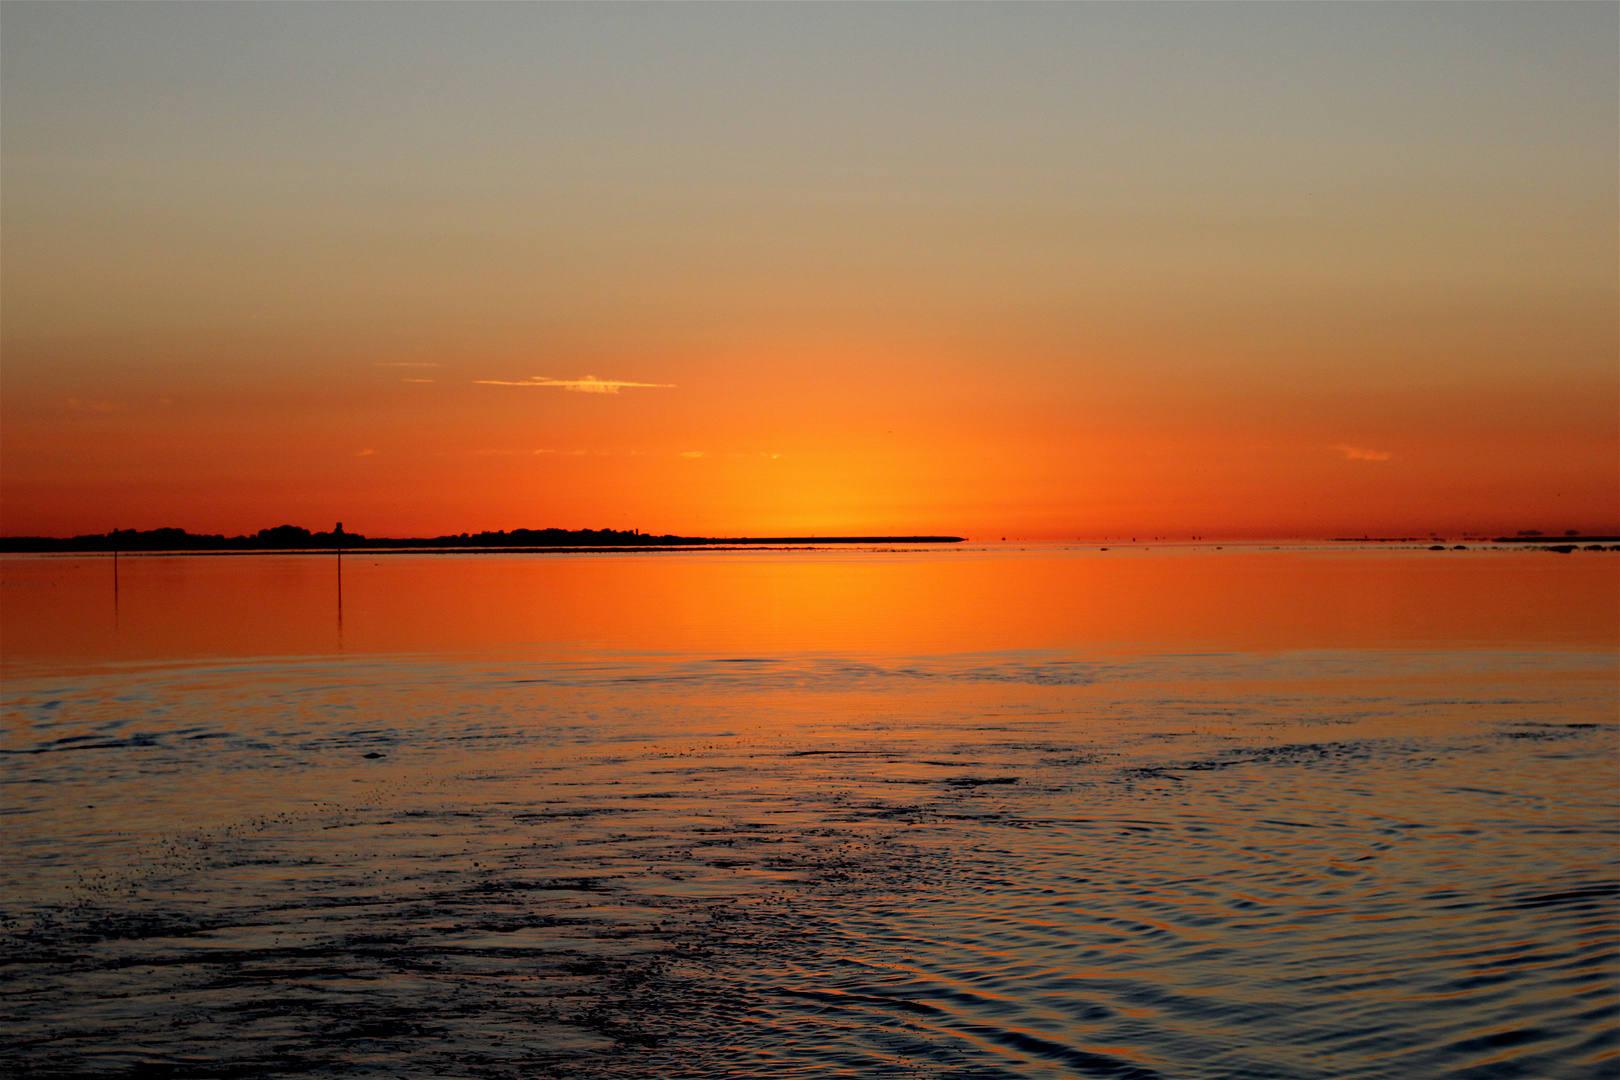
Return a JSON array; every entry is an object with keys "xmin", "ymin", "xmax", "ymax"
[{"xmin": 1, "ymin": 548, "xmax": 1615, "ymax": 1078}]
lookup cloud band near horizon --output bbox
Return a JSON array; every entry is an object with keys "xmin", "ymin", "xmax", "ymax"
[{"xmin": 475, "ymin": 376, "xmax": 675, "ymax": 394}]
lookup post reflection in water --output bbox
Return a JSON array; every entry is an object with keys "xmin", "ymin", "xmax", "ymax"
[{"xmin": 1, "ymin": 546, "xmax": 1615, "ymax": 1079}]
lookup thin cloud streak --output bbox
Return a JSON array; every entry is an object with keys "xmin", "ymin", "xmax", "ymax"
[
  {"xmin": 1340, "ymin": 445, "xmax": 1395, "ymax": 461},
  {"xmin": 474, "ymin": 375, "xmax": 675, "ymax": 394}
]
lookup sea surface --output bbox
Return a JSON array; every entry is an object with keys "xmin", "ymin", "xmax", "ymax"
[{"xmin": 2, "ymin": 544, "xmax": 1616, "ymax": 1079}]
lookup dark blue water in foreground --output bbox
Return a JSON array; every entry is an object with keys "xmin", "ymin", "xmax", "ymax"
[{"xmin": 3, "ymin": 548, "xmax": 1616, "ymax": 1078}]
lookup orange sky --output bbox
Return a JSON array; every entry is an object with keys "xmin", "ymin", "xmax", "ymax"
[{"xmin": 3, "ymin": 3, "xmax": 1616, "ymax": 540}]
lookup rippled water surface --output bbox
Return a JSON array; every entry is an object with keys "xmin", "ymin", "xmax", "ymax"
[{"xmin": 3, "ymin": 546, "xmax": 1616, "ymax": 1078}]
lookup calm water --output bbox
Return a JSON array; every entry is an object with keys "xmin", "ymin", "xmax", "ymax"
[{"xmin": 3, "ymin": 545, "xmax": 1616, "ymax": 1079}]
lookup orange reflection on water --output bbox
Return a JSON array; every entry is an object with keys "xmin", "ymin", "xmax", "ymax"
[
  {"xmin": 2, "ymin": 547, "xmax": 1615, "ymax": 672},
  {"xmin": 2, "ymin": 548, "xmax": 1615, "ymax": 1080}
]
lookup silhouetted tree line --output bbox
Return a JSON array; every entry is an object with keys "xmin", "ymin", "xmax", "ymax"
[
  {"xmin": 0, "ymin": 526, "xmax": 966, "ymax": 552},
  {"xmin": 0, "ymin": 525, "xmax": 704, "ymax": 552}
]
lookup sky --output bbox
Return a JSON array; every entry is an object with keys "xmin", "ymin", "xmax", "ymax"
[{"xmin": 3, "ymin": 1, "xmax": 1615, "ymax": 540}]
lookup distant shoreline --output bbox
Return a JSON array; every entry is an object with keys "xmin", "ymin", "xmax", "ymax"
[
  {"xmin": 4, "ymin": 534, "xmax": 1616, "ymax": 556},
  {"xmin": 0, "ymin": 529, "xmax": 966, "ymax": 554},
  {"xmin": 1333, "ymin": 536, "xmax": 1620, "ymax": 544}
]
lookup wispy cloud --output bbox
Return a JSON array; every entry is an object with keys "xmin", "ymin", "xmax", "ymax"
[
  {"xmin": 67, "ymin": 398, "xmax": 127, "ymax": 412},
  {"xmin": 400, "ymin": 378, "xmax": 435, "ymax": 383},
  {"xmin": 354, "ymin": 448, "xmax": 376, "ymax": 457},
  {"xmin": 373, "ymin": 362, "xmax": 439, "ymax": 368},
  {"xmin": 461, "ymin": 447, "xmax": 773, "ymax": 459},
  {"xmin": 1339, "ymin": 445, "xmax": 1394, "ymax": 461},
  {"xmin": 474, "ymin": 375, "xmax": 674, "ymax": 394}
]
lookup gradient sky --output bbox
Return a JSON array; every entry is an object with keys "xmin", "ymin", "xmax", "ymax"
[{"xmin": 3, "ymin": 1, "xmax": 1615, "ymax": 540}]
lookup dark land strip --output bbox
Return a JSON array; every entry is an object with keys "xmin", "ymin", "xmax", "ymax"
[{"xmin": 1, "ymin": 526, "xmax": 965, "ymax": 554}]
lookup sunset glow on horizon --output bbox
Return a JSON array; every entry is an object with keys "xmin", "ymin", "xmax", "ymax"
[{"xmin": 4, "ymin": 2, "xmax": 1615, "ymax": 541}]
